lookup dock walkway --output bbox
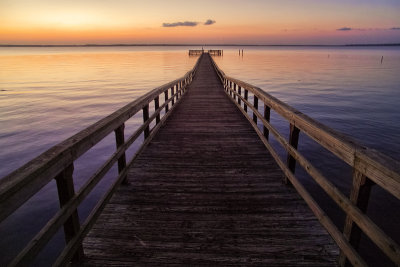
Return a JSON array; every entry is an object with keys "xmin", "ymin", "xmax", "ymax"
[{"xmin": 83, "ymin": 54, "xmax": 338, "ymax": 265}]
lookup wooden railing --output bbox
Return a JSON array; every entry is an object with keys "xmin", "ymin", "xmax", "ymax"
[
  {"xmin": 210, "ymin": 56, "xmax": 400, "ymax": 266},
  {"xmin": 208, "ymin": 50, "xmax": 223, "ymax": 56},
  {"xmin": 0, "ymin": 54, "xmax": 202, "ymax": 266},
  {"xmin": 189, "ymin": 49, "xmax": 223, "ymax": 56},
  {"xmin": 189, "ymin": 50, "xmax": 203, "ymax": 56}
]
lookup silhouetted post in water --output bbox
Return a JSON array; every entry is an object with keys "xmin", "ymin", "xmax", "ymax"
[
  {"xmin": 238, "ymin": 86, "xmax": 242, "ymax": 105},
  {"xmin": 114, "ymin": 124, "xmax": 127, "ymax": 184},
  {"xmin": 164, "ymin": 90, "xmax": 169, "ymax": 113},
  {"xmin": 286, "ymin": 124, "xmax": 300, "ymax": 185},
  {"xmin": 263, "ymin": 103, "xmax": 270, "ymax": 140},
  {"xmin": 171, "ymin": 86, "xmax": 174, "ymax": 106},
  {"xmin": 154, "ymin": 96, "xmax": 160, "ymax": 124},
  {"xmin": 55, "ymin": 164, "xmax": 84, "ymax": 263},
  {"xmin": 143, "ymin": 104, "xmax": 150, "ymax": 139},
  {"xmin": 339, "ymin": 173, "xmax": 375, "ymax": 266},
  {"xmin": 381, "ymin": 56, "xmax": 383, "ymax": 64},
  {"xmin": 239, "ymin": 49, "xmax": 240, "ymax": 55},
  {"xmin": 244, "ymin": 89, "xmax": 248, "ymax": 112},
  {"xmin": 253, "ymin": 96, "xmax": 258, "ymax": 123}
]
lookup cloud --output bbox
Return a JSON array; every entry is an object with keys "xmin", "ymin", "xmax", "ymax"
[
  {"xmin": 204, "ymin": 19, "xmax": 216, "ymax": 25},
  {"xmin": 162, "ymin": 21, "xmax": 198, "ymax": 27},
  {"xmin": 162, "ymin": 19, "xmax": 216, "ymax": 27},
  {"xmin": 391, "ymin": 27, "xmax": 400, "ymax": 30},
  {"xmin": 337, "ymin": 27, "xmax": 352, "ymax": 31}
]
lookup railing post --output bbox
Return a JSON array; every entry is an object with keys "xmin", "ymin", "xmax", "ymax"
[
  {"xmin": 154, "ymin": 96, "xmax": 160, "ymax": 124},
  {"xmin": 171, "ymin": 86, "xmax": 174, "ymax": 106},
  {"xmin": 143, "ymin": 104, "xmax": 150, "ymax": 139},
  {"xmin": 233, "ymin": 84, "xmax": 237, "ymax": 101},
  {"xmin": 114, "ymin": 124, "xmax": 127, "ymax": 184},
  {"xmin": 264, "ymin": 103, "xmax": 270, "ymax": 140},
  {"xmin": 253, "ymin": 96, "xmax": 258, "ymax": 123},
  {"xmin": 229, "ymin": 81, "xmax": 232, "ymax": 97},
  {"xmin": 339, "ymin": 170, "xmax": 374, "ymax": 266},
  {"xmin": 238, "ymin": 86, "xmax": 242, "ymax": 105},
  {"xmin": 164, "ymin": 90, "xmax": 169, "ymax": 113},
  {"xmin": 244, "ymin": 90, "xmax": 248, "ymax": 112},
  {"xmin": 286, "ymin": 123, "xmax": 300, "ymax": 184},
  {"xmin": 55, "ymin": 164, "xmax": 84, "ymax": 263}
]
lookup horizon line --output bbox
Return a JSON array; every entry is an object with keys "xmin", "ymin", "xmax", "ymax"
[{"xmin": 1, "ymin": 43, "xmax": 400, "ymax": 47}]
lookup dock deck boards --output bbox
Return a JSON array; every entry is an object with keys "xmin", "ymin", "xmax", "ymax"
[{"xmin": 83, "ymin": 54, "xmax": 338, "ymax": 266}]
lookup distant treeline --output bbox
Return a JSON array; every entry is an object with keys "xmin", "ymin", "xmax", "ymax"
[{"xmin": 1, "ymin": 43, "xmax": 399, "ymax": 47}]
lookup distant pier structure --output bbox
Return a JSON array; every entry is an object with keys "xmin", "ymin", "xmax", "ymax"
[{"xmin": 189, "ymin": 49, "xmax": 223, "ymax": 56}]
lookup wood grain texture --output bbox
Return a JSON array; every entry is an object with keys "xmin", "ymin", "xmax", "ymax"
[{"xmin": 83, "ymin": 54, "xmax": 338, "ymax": 266}]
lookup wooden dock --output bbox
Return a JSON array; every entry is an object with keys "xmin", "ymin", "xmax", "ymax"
[
  {"xmin": 83, "ymin": 54, "xmax": 338, "ymax": 265},
  {"xmin": 2, "ymin": 53, "xmax": 399, "ymax": 266}
]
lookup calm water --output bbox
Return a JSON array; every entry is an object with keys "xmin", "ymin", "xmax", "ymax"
[{"xmin": 0, "ymin": 46, "xmax": 399, "ymax": 266}]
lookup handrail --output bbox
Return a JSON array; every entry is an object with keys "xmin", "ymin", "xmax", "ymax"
[
  {"xmin": 209, "ymin": 55, "xmax": 400, "ymax": 266},
  {"xmin": 0, "ymin": 54, "xmax": 203, "ymax": 266}
]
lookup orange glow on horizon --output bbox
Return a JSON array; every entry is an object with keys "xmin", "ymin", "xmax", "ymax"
[
  {"xmin": 1, "ymin": 23, "xmax": 377, "ymax": 45},
  {"xmin": 1, "ymin": 0, "xmax": 400, "ymax": 45}
]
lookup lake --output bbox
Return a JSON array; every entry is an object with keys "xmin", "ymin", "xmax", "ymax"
[{"xmin": 0, "ymin": 46, "xmax": 399, "ymax": 266}]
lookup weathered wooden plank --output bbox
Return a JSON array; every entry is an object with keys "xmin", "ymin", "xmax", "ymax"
[{"xmin": 83, "ymin": 54, "xmax": 338, "ymax": 266}]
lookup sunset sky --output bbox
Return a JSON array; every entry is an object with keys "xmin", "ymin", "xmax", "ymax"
[{"xmin": 1, "ymin": 0, "xmax": 400, "ymax": 45}]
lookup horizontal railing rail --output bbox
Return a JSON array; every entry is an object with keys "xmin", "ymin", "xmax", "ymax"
[
  {"xmin": 189, "ymin": 50, "xmax": 223, "ymax": 56},
  {"xmin": 0, "ymin": 54, "xmax": 203, "ymax": 266},
  {"xmin": 189, "ymin": 50, "xmax": 204, "ymax": 55},
  {"xmin": 210, "ymin": 56, "xmax": 400, "ymax": 267},
  {"xmin": 208, "ymin": 49, "xmax": 223, "ymax": 56}
]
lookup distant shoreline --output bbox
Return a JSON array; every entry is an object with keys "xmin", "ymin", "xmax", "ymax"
[{"xmin": 1, "ymin": 43, "xmax": 400, "ymax": 47}]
